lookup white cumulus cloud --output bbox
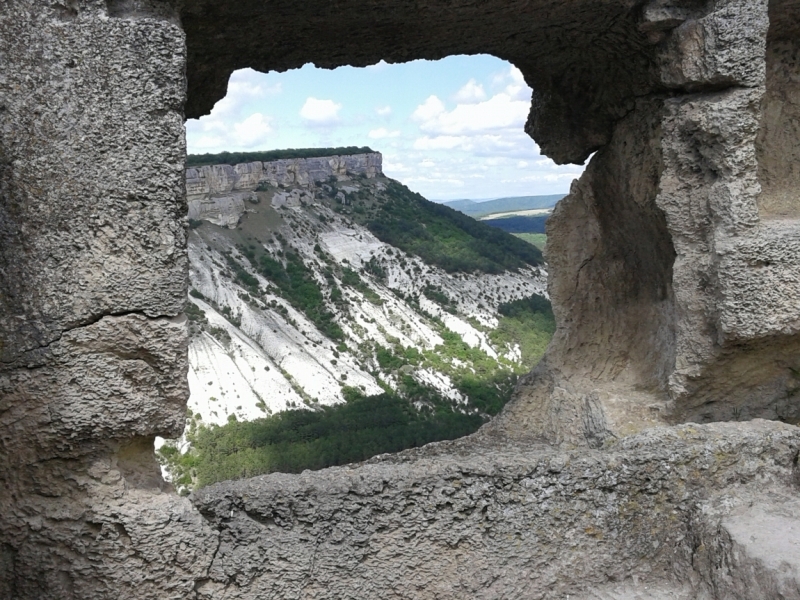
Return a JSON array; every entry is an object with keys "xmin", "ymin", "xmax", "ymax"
[
  {"xmin": 227, "ymin": 69, "xmax": 282, "ymax": 100},
  {"xmin": 189, "ymin": 112, "xmax": 274, "ymax": 151},
  {"xmin": 185, "ymin": 68, "xmax": 283, "ymax": 153},
  {"xmin": 375, "ymin": 105, "xmax": 392, "ymax": 116},
  {"xmin": 492, "ymin": 66, "xmax": 530, "ymax": 101},
  {"xmin": 411, "ymin": 96, "xmax": 446, "ymax": 123},
  {"xmin": 300, "ymin": 97, "xmax": 342, "ymax": 125},
  {"xmin": 232, "ymin": 113, "xmax": 273, "ymax": 148},
  {"xmin": 453, "ymin": 79, "xmax": 487, "ymax": 104},
  {"xmin": 413, "ymin": 135, "xmax": 469, "ymax": 150},
  {"xmin": 413, "ymin": 93, "xmax": 529, "ymax": 136}
]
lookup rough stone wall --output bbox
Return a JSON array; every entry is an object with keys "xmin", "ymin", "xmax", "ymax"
[
  {"xmin": 651, "ymin": 0, "xmax": 800, "ymax": 426},
  {"xmin": 487, "ymin": 0, "xmax": 800, "ymax": 444},
  {"xmin": 193, "ymin": 421, "xmax": 800, "ymax": 599},
  {"xmin": 2, "ymin": 0, "xmax": 800, "ymax": 597},
  {"xmin": 487, "ymin": 98, "xmax": 678, "ymax": 446},
  {"xmin": 0, "ymin": 2, "xmax": 217, "ymax": 598}
]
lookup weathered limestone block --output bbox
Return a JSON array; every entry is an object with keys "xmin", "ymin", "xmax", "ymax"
[
  {"xmin": 693, "ymin": 494, "xmax": 800, "ymax": 599},
  {"xmin": 0, "ymin": 0, "xmax": 188, "ymax": 360},
  {"xmin": 3, "ymin": 0, "xmax": 800, "ymax": 596},
  {"xmin": 188, "ymin": 194, "xmax": 249, "ymax": 228},
  {"xmin": 491, "ymin": 0, "xmax": 800, "ymax": 444},
  {"xmin": 0, "ymin": 2, "xmax": 204, "ymax": 598},
  {"xmin": 656, "ymin": 0, "xmax": 768, "ymax": 88},
  {"xmin": 758, "ymin": 36, "xmax": 800, "ymax": 218},
  {"xmin": 0, "ymin": 0, "xmax": 190, "ymax": 438},
  {"xmin": 0, "ymin": 314, "xmax": 189, "ymax": 459},
  {"xmin": 716, "ymin": 223, "xmax": 800, "ymax": 341},
  {"xmin": 0, "ymin": 441, "xmax": 218, "ymax": 600},
  {"xmin": 192, "ymin": 421, "xmax": 800, "ymax": 600}
]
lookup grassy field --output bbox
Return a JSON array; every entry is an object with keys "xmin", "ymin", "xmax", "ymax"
[{"xmin": 513, "ymin": 233, "xmax": 547, "ymax": 251}]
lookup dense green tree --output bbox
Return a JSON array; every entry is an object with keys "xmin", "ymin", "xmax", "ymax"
[{"xmin": 160, "ymin": 390, "xmax": 483, "ymax": 488}]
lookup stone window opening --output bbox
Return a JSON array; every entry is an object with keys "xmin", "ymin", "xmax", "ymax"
[{"xmin": 2, "ymin": 1, "xmax": 800, "ymax": 597}]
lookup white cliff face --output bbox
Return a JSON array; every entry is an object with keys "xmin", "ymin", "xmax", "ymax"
[
  {"xmin": 186, "ymin": 153, "xmax": 382, "ymax": 197},
  {"xmin": 186, "ymin": 154, "xmax": 382, "ymax": 228},
  {"xmin": 162, "ymin": 153, "xmax": 549, "ymax": 458}
]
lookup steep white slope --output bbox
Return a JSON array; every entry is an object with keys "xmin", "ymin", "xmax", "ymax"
[
  {"xmin": 188, "ymin": 240, "xmax": 384, "ymax": 409},
  {"xmin": 162, "ymin": 154, "xmax": 550, "ymax": 464},
  {"xmin": 184, "ymin": 202, "xmax": 546, "ymax": 421}
]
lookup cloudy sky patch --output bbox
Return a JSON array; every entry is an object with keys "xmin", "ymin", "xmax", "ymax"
[
  {"xmin": 300, "ymin": 97, "xmax": 342, "ymax": 125},
  {"xmin": 185, "ymin": 56, "xmax": 584, "ymax": 200}
]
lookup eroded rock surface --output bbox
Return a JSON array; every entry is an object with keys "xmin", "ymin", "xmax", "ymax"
[
  {"xmin": 193, "ymin": 421, "xmax": 800, "ymax": 599},
  {"xmin": 185, "ymin": 153, "xmax": 381, "ymax": 227},
  {"xmin": 2, "ymin": 0, "xmax": 800, "ymax": 597},
  {"xmin": 0, "ymin": 1, "xmax": 205, "ymax": 597},
  {"xmin": 484, "ymin": 0, "xmax": 800, "ymax": 445}
]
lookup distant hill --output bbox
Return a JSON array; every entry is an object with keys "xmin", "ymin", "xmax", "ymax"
[
  {"xmin": 440, "ymin": 199, "xmax": 481, "ymax": 212},
  {"xmin": 482, "ymin": 215, "xmax": 549, "ymax": 234},
  {"xmin": 442, "ymin": 194, "xmax": 564, "ymax": 219}
]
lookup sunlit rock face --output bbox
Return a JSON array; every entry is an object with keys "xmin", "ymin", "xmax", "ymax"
[
  {"xmin": 178, "ymin": 153, "xmax": 546, "ymax": 431},
  {"xmin": 185, "ymin": 154, "xmax": 382, "ymax": 228},
  {"xmin": 2, "ymin": 0, "xmax": 800, "ymax": 598}
]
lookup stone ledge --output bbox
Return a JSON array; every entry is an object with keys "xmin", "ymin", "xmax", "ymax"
[{"xmin": 192, "ymin": 420, "xmax": 800, "ymax": 599}]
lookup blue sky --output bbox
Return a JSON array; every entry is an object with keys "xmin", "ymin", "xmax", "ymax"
[{"xmin": 186, "ymin": 55, "xmax": 585, "ymax": 201}]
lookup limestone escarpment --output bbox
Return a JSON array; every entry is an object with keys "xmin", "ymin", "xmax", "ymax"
[
  {"xmin": 186, "ymin": 153, "xmax": 381, "ymax": 227},
  {"xmin": 187, "ymin": 153, "xmax": 382, "ymax": 196},
  {"xmin": 1, "ymin": 0, "xmax": 800, "ymax": 597}
]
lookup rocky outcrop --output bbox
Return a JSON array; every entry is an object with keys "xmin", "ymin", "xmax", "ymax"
[
  {"xmin": 186, "ymin": 153, "xmax": 382, "ymax": 228},
  {"xmin": 2, "ymin": 0, "xmax": 800, "ymax": 597},
  {"xmin": 485, "ymin": 0, "xmax": 800, "ymax": 446},
  {"xmin": 0, "ymin": 2, "xmax": 206, "ymax": 598},
  {"xmin": 186, "ymin": 154, "xmax": 382, "ymax": 197}
]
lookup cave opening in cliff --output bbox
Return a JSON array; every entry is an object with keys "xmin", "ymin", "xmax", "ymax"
[{"xmin": 154, "ymin": 55, "xmax": 585, "ymax": 491}]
